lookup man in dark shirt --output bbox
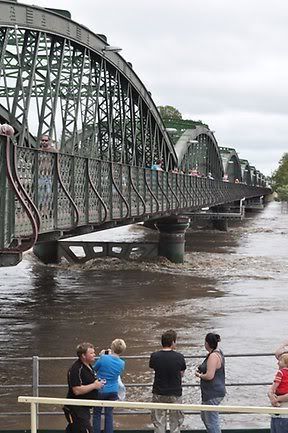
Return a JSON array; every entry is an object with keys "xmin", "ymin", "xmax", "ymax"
[
  {"xmin": 149, "ymin": 330, "xmax": 186, "ymax": 433},
  {"xmin": 66, "ymin": 342, "xmax": 104, "ymax": 433}
]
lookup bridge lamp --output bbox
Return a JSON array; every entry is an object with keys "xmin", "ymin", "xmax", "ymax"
[
  {"xmin": 102, "ymin": 46, "xmax": 122, "ymax": 53},
  {"xmin": 187, "ymin": 139, "xmax": 199, "ymax": 144}
]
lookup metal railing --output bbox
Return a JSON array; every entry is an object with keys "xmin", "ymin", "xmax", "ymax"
[
  {"xmin": 1, "ymin": 134, "xmax": 270, "ymax": 253},
  {"xmin": 0, "ymin": 352, "xmax": 277, "ymax": 423},
  {"xmin": 18, "ymin": 395, "xmax": 288, "ymax": 433}
]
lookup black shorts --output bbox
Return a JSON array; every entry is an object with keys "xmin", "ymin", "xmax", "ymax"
[{"xmin": 64, "ymin": 405, "xmax": 92, "ymax": 433}]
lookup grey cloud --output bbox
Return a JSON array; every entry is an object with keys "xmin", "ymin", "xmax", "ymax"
[{"xmin": 23, "ymin": 0, "xmax": 288, "ymax": 174}]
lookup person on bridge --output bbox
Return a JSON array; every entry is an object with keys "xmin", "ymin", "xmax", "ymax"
[
  {"xmin": 65, "ymin": 342, "xmax": 105, "ymax": 433},
  {"xmin": 151, "ymin": 159, "xmax": 163, "ymax": 171},
  {"xmin": 40, "ymin": 134, "xmax": 55, "ymax": 151},
  {"xmin": 195, "ymin": 332, "xmax": 226, "ymax": 433},
  {"xmin": 93, "ymin": 339, "xmax": 126, "ymax": 433},
  {"xmin": 208, "ymin": 172, "xmax": 214, "ymax": 180},
  {"xmin": 149, "ymin": 329, "xmax": 186, "ymax": 433},
  {"xmin": 38, "ymin": 134, "xmax": 57, "ymax": 216},
  {"xmin": 0, "ymin": 123, "xmax": 14, "ymax": 136}
]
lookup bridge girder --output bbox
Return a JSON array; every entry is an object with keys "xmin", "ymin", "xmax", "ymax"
[
  {"xmin": 240, "ymin": 159, "xmax": 252, "ymax": 186},
  {"xmin": 219, "ymin": 147, "xmax": 242, "ymax": 182},
  {"xmin": 0, "ymin": 2, "xmax": 270, "ymax": 265},
  {"xmin": 0, "ymin": 2, "xmax": 177, "ymax": 170},
  {"xmin": 174, "ymin": 126, "xmax": 224, "ymax": 180}
]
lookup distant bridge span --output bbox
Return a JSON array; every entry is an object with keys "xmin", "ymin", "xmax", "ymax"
[{"xmin": 0, "ymin": 2, "xmax": 270, "ymax": 266}]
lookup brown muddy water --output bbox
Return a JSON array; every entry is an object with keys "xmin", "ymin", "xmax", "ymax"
[{"xmin": 0, "ymin": 201, "xmax": 288, "ymax": 430}]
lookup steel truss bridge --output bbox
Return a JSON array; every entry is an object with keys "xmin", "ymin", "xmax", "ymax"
[{"xmin": 0, "ymin": 1, "xmax": 270, "ymax": 266}]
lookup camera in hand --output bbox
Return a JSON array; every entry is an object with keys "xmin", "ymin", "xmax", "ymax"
[
  {"xmin": 197, "ymin": 364, "xmax": 206, "ymax": 374},
  {"xmin": 104, "ymin": 350, "xmax": 109, "ymax": 355}
]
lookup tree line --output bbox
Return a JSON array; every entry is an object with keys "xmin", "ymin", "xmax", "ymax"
[
  {"xmin": 272, "ymin": 153, "xmax": 288, "ymax": 201},
  {"xmin": 158, "ymin": 105, "xmax": 288, "ymax": 200}
]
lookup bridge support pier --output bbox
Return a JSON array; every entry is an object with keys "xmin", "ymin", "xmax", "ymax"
[
  {"xmin": 244, "ymin": 196, "xmax": 264, "ymax": 210},
  {"xmin": 0, "ymin": 252, "xmax": 22, "ymax": 267},
  {"xmin": 212, "ymin": 218, "xmax": 228, "ymax": 231},
  {"xmin": 210, "ymin": 205, "xmax": 229, "ymax": 231},
  {"xmin": 33, "ymin": 240, "xmax": 59, "ymax": 264},
  {"xmin": 143, "ymin": 220, "xmax": 157, "ymax": 230},
  {"xmin": 156, "ymin": 216, "xmax": 190, "ymax": 264}
]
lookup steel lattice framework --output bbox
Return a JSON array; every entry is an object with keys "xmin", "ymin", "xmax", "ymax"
[
  {"xmin": 0, "ymin": 3, "xmax": 176, "ymax": 169},
  {"xmin": 173, "ymin": 126, "xmax": 223, "ymax": 179},
  {"xmin": 0, "ymin": 2, "xmax": 270, "ymax": 266},
  {"xmin": 219, "ymin": 147, "xmax": 242, "ymax": 182}
]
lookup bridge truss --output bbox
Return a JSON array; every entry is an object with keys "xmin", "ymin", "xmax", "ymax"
[{"xmin": 0, "ymin": 2, "xmax": 270, "ymax": 265}]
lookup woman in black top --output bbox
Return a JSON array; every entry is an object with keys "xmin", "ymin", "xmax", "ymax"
[{"xmin": 195, "ymin": 333, "xmax": 226, "ymax": 433}]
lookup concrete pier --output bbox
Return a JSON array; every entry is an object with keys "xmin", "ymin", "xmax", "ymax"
[
  {"xmin": 156, "ymin": 215, "xmax": 190, "ymax": 264},
  {"xmin": 33, "ymin": 240, "xmax": 59, "ymax": 264}
]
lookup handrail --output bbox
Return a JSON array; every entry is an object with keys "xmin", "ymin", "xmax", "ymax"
[
  {"xmin": 18, "ymin": 395, "xmax": 288, "ymax": 414},
  {"xmin": 18, "ymin": 396, "xmax": 288, "ymax": 433},
  {"xmin": 0, "ymin": 352, "xmax": 276, "ymax": 361},
  {"xmin": 0, "ymin": 352, "xmax": 278, "ymax": 423}
]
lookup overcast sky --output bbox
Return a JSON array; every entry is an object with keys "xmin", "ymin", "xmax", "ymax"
[{"xmin": 24, "ymin": 0, "xmax": 288, "ymax": 175}]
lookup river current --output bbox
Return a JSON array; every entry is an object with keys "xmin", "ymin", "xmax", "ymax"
[{"xmin": 1, "ymin": 200, "xmax": 288, "ymax": 430}]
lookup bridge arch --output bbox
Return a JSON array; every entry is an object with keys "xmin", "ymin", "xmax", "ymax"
[
  {"xmin": 240, "ymin": 159, "xmax": 252, "ymax": 185},
  {"xmin": 219, "ymin": 147, "xmax": 242, "ymax": 182},
  {"xmin": 174, "ymin": 126, "xmax": 224, "ymax": 179},
  {"xmin": 0, "ymin": 2, "xmax": 177, "ymax": 169},
  {"xmin": 249, "ymin": 166, "xmax": 257, "ymax": 186}
]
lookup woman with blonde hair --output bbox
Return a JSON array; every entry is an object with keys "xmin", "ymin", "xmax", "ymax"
[{"xmin": 93, "ymin": 339, "xmax": 126, "ymax": 433}]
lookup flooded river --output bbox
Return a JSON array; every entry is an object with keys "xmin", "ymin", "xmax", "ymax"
[{"xmin": 1, "ymin": 200, "xmax": 288, "ymax": 430}]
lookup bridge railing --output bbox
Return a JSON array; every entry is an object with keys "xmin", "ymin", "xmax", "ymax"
[
  {"xmin": 18, "ymin": 395, "xmax": 288, "ymax": 433},
  {"xmin": 0, "ymin": 352, "xmax": 279, "ymax": 429},
  {"xmin": 0, "ymin": 136, "xmax": 270, "ymax": 252}
]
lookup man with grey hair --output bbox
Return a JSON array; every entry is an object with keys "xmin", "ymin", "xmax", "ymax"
[{"xmin": 65, "ymin": 342, "xmax": 105, "ymax": 433}]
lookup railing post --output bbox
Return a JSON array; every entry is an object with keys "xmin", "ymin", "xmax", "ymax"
[
  {"xmin": 0, "ymin": 136, "xmax": 6, "ymax": 250},
  {"xmin": 31, "ymin": 402, "xmax": 37, "ymax": 433},
  {"xmin": 32, "ymin": 356, "xmax": 39, "ymax": 428}
]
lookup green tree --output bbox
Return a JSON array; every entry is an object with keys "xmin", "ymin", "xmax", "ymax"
[
  {"xmin": 277, "ymin": 185, "xmax": 288, "ymax": 201},
  {"xmin": 272, "ymin": 153, "xmax": 288, "ymax": 190},
  {"xmin": 158, "ymin": 105, "xmax": 182, "ymax": 120}
]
